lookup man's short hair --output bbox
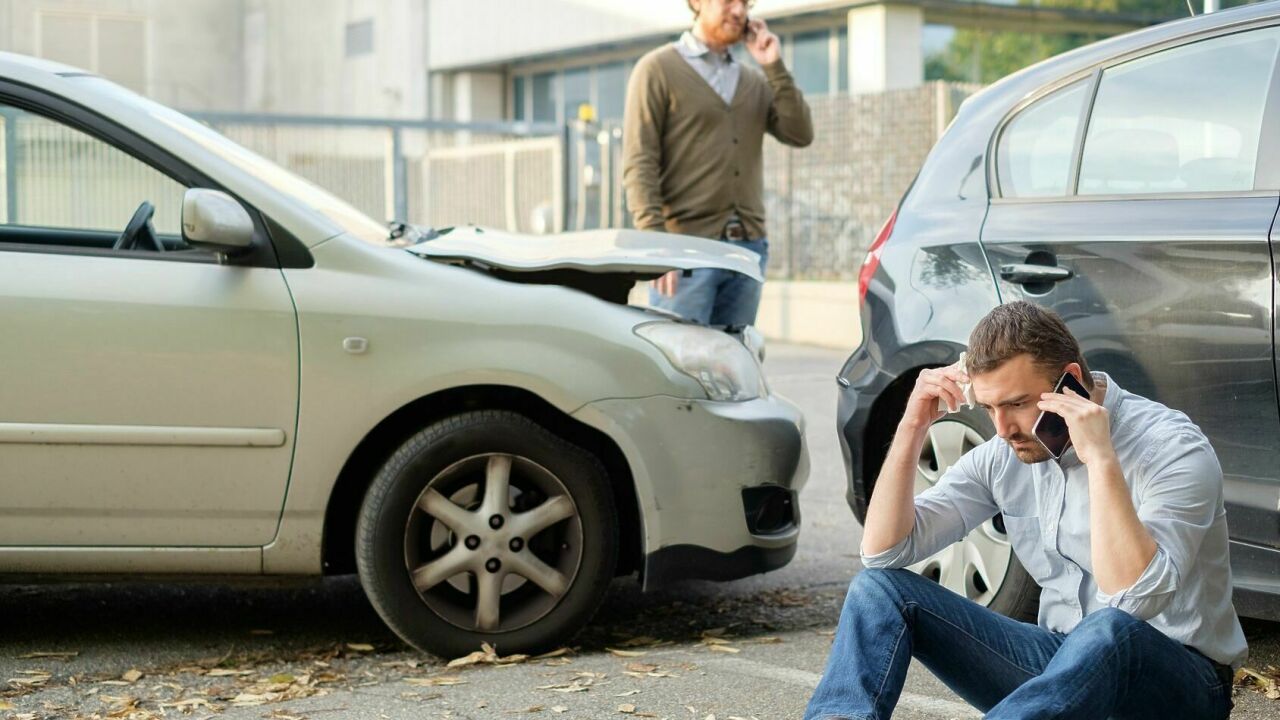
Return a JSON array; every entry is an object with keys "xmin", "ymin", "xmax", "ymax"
[{"xmin": 966, "ymin": 301, "xmax": 1093, "ymax": 390}]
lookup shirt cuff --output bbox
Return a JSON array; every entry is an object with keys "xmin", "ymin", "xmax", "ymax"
[
  {"xmin": 860, "ymin": 535, "xmax": 911, "ymax": 569},
  {"xmin": 762, "ymin": 59, "xmax": 793, "ymax": 85},
  {"xmin": 1094, "ymin": 546, "xmax": 1178, "ymax": 618}
]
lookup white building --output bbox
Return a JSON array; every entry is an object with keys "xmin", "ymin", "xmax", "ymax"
[{"xmin": 1, "ymin": 0, "xmax": 1177, "ymax": 119}]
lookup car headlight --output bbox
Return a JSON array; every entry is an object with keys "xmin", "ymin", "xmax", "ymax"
[{"xmin": 635, "ymin": 322, "xmax": 765, "ymax": 402}]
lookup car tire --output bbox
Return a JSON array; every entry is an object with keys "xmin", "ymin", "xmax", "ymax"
[
  {"xmin": 355, "ymin": 410, "xmax": 618, "ymax": 658},
  {"xmin": 907, "ymin": 407, "xmax": 1040, "ymax": 624}
]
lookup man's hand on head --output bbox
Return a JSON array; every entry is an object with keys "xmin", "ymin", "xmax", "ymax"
[
  {"xmin": 903, "ymin": 360, "xmax": 969, "ymax": 431},
  {"xmin": 1037, "ymin": 387, "xmax": 1117, "ymax": 467},
  {"xmin": 744, "ymin": 19, "xmax": 781, "ymax": 65}
]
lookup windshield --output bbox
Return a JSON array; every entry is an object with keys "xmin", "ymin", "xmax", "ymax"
[{"xmin": 68, "ymin": 75, "xmax": 390, "ymax": 245}]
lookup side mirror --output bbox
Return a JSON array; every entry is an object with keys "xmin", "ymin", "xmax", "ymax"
[{"xmin": 182, "ymin": 188, "xmax": 254, "ymax": 254}]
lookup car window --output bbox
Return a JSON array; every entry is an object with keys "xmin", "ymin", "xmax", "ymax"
[
  {"xmin": 0, "ymin": 103, "xmax": 186, "ymax": 242},
  {"xmin": 997, "ymin": 80, "xmax": 1088, "ymax": 198},
  {"xmin": 1079, "ymin": 27, "xmax": 1280, "ymax": 196}
]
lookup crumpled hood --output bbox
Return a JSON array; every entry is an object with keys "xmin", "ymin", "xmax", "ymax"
[{"xmin": 405, "ymin": 226, "xmax": 763, "ymax": 282}]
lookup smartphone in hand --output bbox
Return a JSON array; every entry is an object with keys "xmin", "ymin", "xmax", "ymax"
[{"xmin": 1033, "ymin": 371, "xmax": 1090, "ymax": 459}]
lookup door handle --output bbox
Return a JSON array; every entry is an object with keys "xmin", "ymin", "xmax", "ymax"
[{"xmin": 999, "ymin": 263, "xmax": 1073, "ymax": 285}]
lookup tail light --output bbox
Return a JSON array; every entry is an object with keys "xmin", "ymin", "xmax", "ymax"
[{"xmin": 858, "ymin": 209, "xmax": 898, "ymax": 305}]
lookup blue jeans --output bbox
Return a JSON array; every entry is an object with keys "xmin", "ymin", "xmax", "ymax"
[
  {"xmin": 649, "ymin": 238, "xmax": 768, "ymax": 326},
  {"xmin": 804, "ymin": 569, "xmax": 1233, "ymax": 720}
]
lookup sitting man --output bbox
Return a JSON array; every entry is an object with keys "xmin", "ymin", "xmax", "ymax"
[{"xmin": 805, "ymin": 301, "xmax": 1245, "ymax": 720}]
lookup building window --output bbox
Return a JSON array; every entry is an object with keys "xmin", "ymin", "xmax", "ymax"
[
  {"xmin": 531, "ymin": 72, "xmax": 557, "ymax": 123},
  {"xmin": 596, "ymin": 62, "xmax": 628, "ymax": 121},
  {"xmin": 837, "ymin": 27, "xmax": 849, "ymax": 93},
  {"xmin": 512, "ymin": 75, "xmax": 527, "ymax": 121},
  {"xmin": 562, "ymin": 67, "xmax": 591, "ymax": 123},
  {"xmin": 514, "ymin": 61, "xmax": 634, "ymax": 124},
  {"xmin": 791, "ymin": 30, "xmax": 831, "ymax": 96},
  {"xmin": 345, "ymin": 19, "xmax": 374, "ymax": 58},
  {"xmin": 37, "ymin": 12, "xmax": 148, "ymax": 94}
]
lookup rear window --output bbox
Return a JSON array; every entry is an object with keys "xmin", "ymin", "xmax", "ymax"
[
  {"xmin": 996, "ymin": 80, "xmax": 1088, "ymax": 198},
  {"xmin": 1079, "ymin": 27, "xmax": 1280, "ymax": 195}
]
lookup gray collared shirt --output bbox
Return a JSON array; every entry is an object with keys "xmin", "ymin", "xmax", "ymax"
[
  {"xmin": 673, "ymin": 30, "xmax": 740, "ymax": 106},
  {"xmin": 863, "ymin": 373, "xmax": 1248, "ymax": 668}
]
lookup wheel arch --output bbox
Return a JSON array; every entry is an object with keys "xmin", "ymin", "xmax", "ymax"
[{"xmin": 320, "ymin": 385, "xmax": 642, "ymax": 579}]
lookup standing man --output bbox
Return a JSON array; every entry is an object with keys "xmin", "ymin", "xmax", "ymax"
[
  {"xmin": 805, "ymin": 301, "xmax": 1245, "ymax": 720},
  {"xmin": 623, "ymin": 0, "xmax": 813, "ymax": 326}
]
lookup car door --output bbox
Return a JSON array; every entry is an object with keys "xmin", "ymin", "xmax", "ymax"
[
  {"xmin": 981, "ymin": 26, "xmax": 1280, "ymax": 553},
  {"xmin": 0, "ymin": 98, "xmax": 298, "ymax": 548}
]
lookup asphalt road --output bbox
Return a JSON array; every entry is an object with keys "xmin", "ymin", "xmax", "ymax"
[{"xmin": 3, "ymin": 344, "xmax": 1278, "ymax": 719}]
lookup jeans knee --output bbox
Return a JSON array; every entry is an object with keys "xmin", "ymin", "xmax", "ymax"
[
  {"xmin": 845, "ymin": 568, "xmax": 907, "ymax": 610},
  {"xmin": 1071, "ymin": 607, "xmax": 1143, "ymax": 647}
]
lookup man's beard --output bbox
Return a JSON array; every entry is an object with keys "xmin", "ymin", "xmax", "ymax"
[
  {"xmin": 701, "ymin": 18, "xmax": 745, "ymax": 47},
  {"xmin": 1007, "ymin": 433, "xmax": 1052, "ymax": 464}
]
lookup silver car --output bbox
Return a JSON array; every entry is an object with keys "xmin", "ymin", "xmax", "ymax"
[{"xmin": 0, "ymin": 52, "xmax": 808, "ymax": 657}]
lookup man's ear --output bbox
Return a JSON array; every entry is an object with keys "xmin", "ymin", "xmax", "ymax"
[{"xmin": 1064, "ymin": 362, "xmax": 1087, "ymax": 389}]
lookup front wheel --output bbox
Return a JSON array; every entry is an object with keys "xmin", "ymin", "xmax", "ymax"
[{"xmin": 356, "ymin": 410, "xmax": 618, "ymax": 657}]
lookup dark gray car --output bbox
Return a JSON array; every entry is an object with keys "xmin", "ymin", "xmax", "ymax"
[{"xmin": 839, "ymin": 1, "xmax": 1280, "ymax": 622}]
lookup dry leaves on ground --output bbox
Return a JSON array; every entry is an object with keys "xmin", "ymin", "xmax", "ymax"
[
  {"xmin": 1236, "ymin": 666, "xmax": 1280, "ymax": 700},
  {"xmin": 448, "ymin": 642, "xmax": 531, "ymax": 668}
]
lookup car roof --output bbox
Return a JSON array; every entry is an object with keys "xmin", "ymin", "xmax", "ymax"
[{"xmin": 969, "ymin": 0, "xmax": 1280, "ymax": 113}]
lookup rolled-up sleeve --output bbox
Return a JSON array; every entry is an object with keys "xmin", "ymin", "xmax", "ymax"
[
  {"xmin": 1094, "ymin": 431, "xmax": 1223, "ymax": 621},
  {"xmin": 861, "ymin": 444, "xmax": 999, "ymax": 569}
]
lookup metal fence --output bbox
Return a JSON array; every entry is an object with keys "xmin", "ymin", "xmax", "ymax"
[
  {"xmin": 564, "ymin": 81, "xmax": 981, "ymax": 280},
  {"xmin": 1, "ymin": 82, "xmax": 981, "ymax": 280}
]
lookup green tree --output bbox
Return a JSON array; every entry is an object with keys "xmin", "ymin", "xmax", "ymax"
[{"xmin": 925, "ymin": 0, "xmax": 1256, "ymax": 84}]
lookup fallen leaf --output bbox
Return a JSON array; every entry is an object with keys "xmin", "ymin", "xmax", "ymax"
[
  {"xmin": 616, "ymin": 689, "xmax": 642, "ymax": 697},
  {"xmin": 346, "ymin": 643, "xmax": 375, "ymax": 652},
  {"xmin": 0, "ymin": 701, "xmax": 13, "ymax": 710},
  {"xmin": 405, "ymin": 675, "xmax": 468, "ymax": 687},
  {"xmin": 708, "ymin": 645, "xmax": 741, "ymax": 654},
  {"xmin": 534, "ymin": 648, "xmax": 573, "ymax": 659},
  {"xmin": 607, "ymin": 647, "xmax": 648, "ymax": 658},
  {"xmin": 618, "ymin": 636, "xmax": 660, "ymax": 647},
  {"xmin": 508, "ymin": 705, "xmax": 545, "ymax": 714},
  {"xmin": 619, "ymin": 704, "xmax": 637, "ymax": 713},
  {"xmin": 626, "ymin": 663, "xmax": 659, "ymax": 674},
  {"xmin": 14, "ymin": 652, "xmax": 77, "ymax": 660},
  {"xmin": 268, "ymin": 673, "xmax": 296, "ymax": 684},
  {"xmin": 750, "ymin": 636, "xmax": 783, "ymax": 644},
  {"xmin": 157, "ymin": 698, "xmax": 215, "ymax": 711},
  {"xmin": 207, "ymin": 668, "xmax": 254, "ymax": 677},
  {"xmin": 552, "ymin": 706, "xmax": 568, "ymax": 713},
  {"xmin": 121, "ymin": 669, "xmax": 143, "ymax": 683}
]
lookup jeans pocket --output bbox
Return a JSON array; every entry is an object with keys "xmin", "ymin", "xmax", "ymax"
[{"xmin": 1000, "ymin": 514, "xmax": 1053, "ymax": 585}]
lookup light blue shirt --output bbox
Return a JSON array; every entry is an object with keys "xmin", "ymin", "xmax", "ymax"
[
  {"xmin": 863, "ymin": 373, "xmax": 1248, "ymax": 668},
  {"xmin": 674, "ymin": 30, "xmax": 740, "ymax": 106}
]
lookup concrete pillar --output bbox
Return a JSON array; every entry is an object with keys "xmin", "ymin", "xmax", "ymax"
[
  {"xmin": 451, "ymin": 71, "xmax": 505, "ymax": 122},
  {"xmin": 847, "ymin": 4, "xmax": 923, "ymax": 94}
]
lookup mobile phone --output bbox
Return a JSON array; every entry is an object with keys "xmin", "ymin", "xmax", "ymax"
[{"xmin": 1032, "ymin": 371, "xmax": 1090, "ymax": 459}]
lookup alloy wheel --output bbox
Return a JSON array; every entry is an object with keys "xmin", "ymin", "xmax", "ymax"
[
  {"xmin": 908, "ymin": 419, "xmax": 1012, "ymax": 606},
  {"xmin": 404, "ymin": 453, "xmax": 583, "ymax": 633}
]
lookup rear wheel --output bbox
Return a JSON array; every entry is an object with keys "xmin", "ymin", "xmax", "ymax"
[
  {"xmin": 907, "ymin": 410, "xmax": 1040, "ymax": 622},
  {"xmin": 356, "ymin": 410, "xmax": 617, "ymax": 657}
]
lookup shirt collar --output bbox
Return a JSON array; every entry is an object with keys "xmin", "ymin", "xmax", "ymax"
[{"xmin": 676, "ymin": 30, "xmax": 733, "ymax": 63}]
